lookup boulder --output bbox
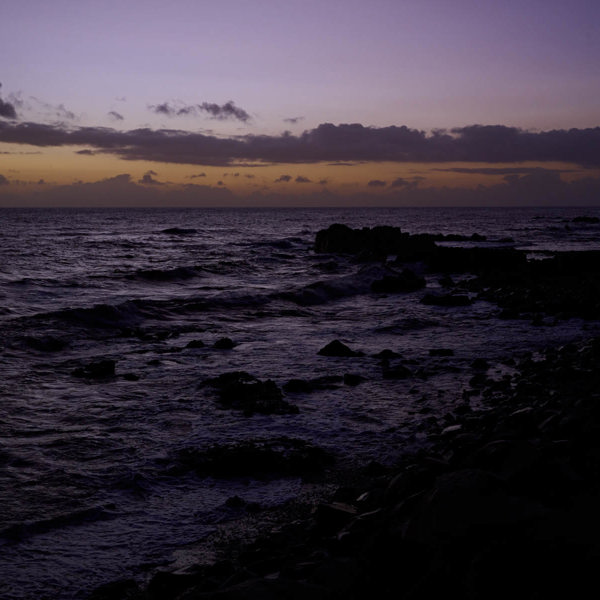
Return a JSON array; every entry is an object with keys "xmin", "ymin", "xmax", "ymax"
[
  {"xmin": 314, "ymin": 224, "xmax": 437, "ymax": 260},
  {"xmin": 186, "ymin": 339, "xmax": 205, "ymax": 348},
  {"xmin": 204, "ymin": 371, "xmax": 298, "ymax": 415},
  {"xmin": 213, "ymin": 337, "xmax": 237, "ymax": 349},
  {"xmin": 318, "ymin": 340, "xmax": 363, "ymax": 357}
]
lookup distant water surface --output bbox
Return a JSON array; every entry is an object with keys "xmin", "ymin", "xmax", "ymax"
[{"xmin": 2, "ymin": 206, "xmax": 600, "ymax": 599}]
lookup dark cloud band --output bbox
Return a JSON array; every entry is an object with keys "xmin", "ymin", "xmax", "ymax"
[{"xmin": 0, "ymin": 121, "xmax": 599, "ymax": 167}]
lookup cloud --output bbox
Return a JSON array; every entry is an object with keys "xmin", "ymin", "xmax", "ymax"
[
  {"xmin": 0, "ymin": 174, "xmax": 9, "ymax": 185},
  {"xmin": 275, "ymin": 174, "xmax": 292, "ymax": 182},
  {"xmin": 30, "ymin": 97, "xmax": 76, "ymax": 121},
  {"xmin": 432, "ymin": 166, "xmax": 576, "ymax": 176},
  {"xmin": 283, "ymin": 116, "xmax": 304, "ymax": 124},
  {"xmin": 139, "ymin": 170, "xmax": 163, "ymax": 185},
  {"xmin": 368, "ymin": 179, "xmax": 387, "ymax": 187},
  {"xmin": 319, "ymin": 179, "xmax": 328, "ymax": 185},
  {"xmin": 0, "ymin": 84, "xmax": 17, "ymax": 119},
  {"xmin": 188, "ymin": 172, "xmax": 206, "ymax": 178},
  {"xmin": 76, "ymin": 149, "xmax": 95, "ymax": 155},
  {"xmin": 0, "ymin": 173, "xmax": 236, "ymax": 207},
  {"xmin": 0, "ymin": 98, "xmax": 17, "ymax": 119},
  {"xmin": 295, "ymin": 175, "xmax": 311, "ymax": 183},
  {"xmin": 149, "ymin": 102, "xmax": 175, "ymax": 116},
  {"xmin": 1, "ymin": 121, "xmax": 599, "ymax": 167},
  {"xmin": 0, "ymin": 150, "xmax": 41, "ymax": 155},
  {"xmin": 108, "ymin": 111, "xmax": 124, "ymax": 121},
  {"xmin": 149, "ymin": 100, "xmax": 251, "ymax": 122},
  {"xmin": 198, "ymin": 101, "xmax": 250, "ymax": 122},
  {"xmin": 3, "ymin": 167, "xmax": 600, "ymax": 209}
]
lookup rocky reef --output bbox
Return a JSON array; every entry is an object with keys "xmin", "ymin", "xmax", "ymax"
[{"xmin": 87, "ymin": 224, "xmax": 600, "ymax": 599}]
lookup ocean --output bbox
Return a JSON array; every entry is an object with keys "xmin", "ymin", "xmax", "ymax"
[{"xmin": 2, "ymin": 206, "xmax": 600, "ymax": 599}]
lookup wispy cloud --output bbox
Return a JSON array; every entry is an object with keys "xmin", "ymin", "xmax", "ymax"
[
  {"xmin": 0, "ymin": 173, "xmax": 9, "ymax": 185},
  {"xmin": 108, "ymin": 111, "xmax": 124, "ymax": 121},
  {"xmin": 30, "ymin": 97, "xmax": 76, "ymax": 121},
  {"xmin": 274, "ymin": 174, "xmax": 292, "ymax": 182},
  {"xmin": 149, "ymin": 100, "xmax": 251, "ymax": 122},
  {"xmin": 283, "ymin": 116, "xmax": 304, "ymax": 124},
  {"xmin": 295, "ymin": 175, "xmax": 311, "ymax": 183},
  {"xmin": 367, "ymin": 179, "xmax": 387, "ymax": 187}
]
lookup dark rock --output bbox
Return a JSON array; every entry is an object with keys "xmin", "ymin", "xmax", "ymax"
[
  {"xmin": 572, "ymin": 216, "xmax": 600, "ymax": 224},
  {"xmin": 23, "ymin": 335, "xmax": 68, "ymax": 352},
  {"xmin": 282, "ymin": 378, "xmax": 313, "ymax": 393},
  {"xmin": 313, "ymin": 502, "xmax": 357, "ymax": 535},
  {"xmin": 204, "ymin": 371, "xmax": 298, "ymax": 415},
  {"xmin": 471, "ymin": 358, "xmax": 490, "ymax": 370},
  {"xmin": 71, "ymin": 359, "xmax": 116, "ymax": 379},
  {"xmin": 88, "ymin": 579, "xmax": 141, "ymax": 600},
  {"xmin": 225, "ymin": 495, "xmax": 246, "ymax": 508},
  {"xmin": 168, "ymin": 437, "xmax": 333, "ymax": 478},
  {"xmin": 317, "ymin": 340, "xmax": 363, "ymax": 357},
  {"xmin": 343, "ymin": 373, "xmax": 366, "ymax": 386},
  {"xmin": 146, "ymin": 571, "xmax": 204, "ymax": 600},
  {"xmin": 429, "ymin": 348, "xmax": 454, "ymax": 357},
  {"xmin": 421, "ymin": 292, "xmax": 473, "ymax": 307},
  {"xmin": 186, "ymin": 339, "xmax": 205, "ymax": 348},
  {"xmin": 403, "ymin": 468, "xmax": 540, "ymax": 544},
  {"xmin": 314, "ymin": 223, "xmax": 436, "ymax": 260},
  {"xmin": 373, "ymin": 349, "xmax": 402, "ymax": 359},
  {"xmin": 213, "ymin": 337, "xmax": 236, "ymax": 349},
  {"xmin": 427, "ymin": 246, "xmax": 527, "ymax": 274},
  {"xmin": 160, "ymin": 227, "xmax": 197, "ymax": 234},
  {"xmin": 283, "ymin": 376, "xmax": 344, "ymax": 393},
  {"xmin": 370, "ymin": 269, "xmax": 426, "ymax": 293},
  {"xmin": 382, "ymin": 364, "xmax": 412, "ymax": 379}
]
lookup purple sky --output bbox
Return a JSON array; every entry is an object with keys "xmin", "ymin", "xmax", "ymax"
[{"xmin": 0, "ymin": 0, "xmax": 599, "ymax": 205}]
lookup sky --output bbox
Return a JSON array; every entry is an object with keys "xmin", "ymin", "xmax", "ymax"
[{"xmin": 1, "ymin": 0, "xmax": 599, "ymax": 206}]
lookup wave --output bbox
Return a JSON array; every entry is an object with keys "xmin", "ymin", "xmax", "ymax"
[
  {"xmin": 0, "ymin": 505, "xmax": 115, "ymax": 545},
  {"xmin": 160, "ymin": 227, "xmax": 198, "ymax": 235},
  {"xmin": 127, "ymin": 265, "xmax": 203, "ymax": 282},
  {"xmin": 375, "ymin": 317, "xmax": 440, "ymax": 333},
  {"xmin": 280, "ymin": 264, "xmax": 415, "ymax": 306},
  {"xmin": 43, "ymin": 300, "xmax": 149, "ymax": 329}
]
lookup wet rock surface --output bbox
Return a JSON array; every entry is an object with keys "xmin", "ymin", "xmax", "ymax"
[{"xmin": 163, "ymin": 437, "xmax": 333, "ymax": 479}]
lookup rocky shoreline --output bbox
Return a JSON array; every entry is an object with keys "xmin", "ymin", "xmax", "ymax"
[{"xmin": 89, "ymin": 224, "xmax": 600, "ymax": 599}]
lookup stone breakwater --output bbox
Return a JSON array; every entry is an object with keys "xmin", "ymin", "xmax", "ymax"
[{"xmin": 87, "ymin": 224, "xmax": 600, "ymax": 599}]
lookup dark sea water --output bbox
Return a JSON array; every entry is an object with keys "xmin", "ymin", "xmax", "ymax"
[{"xmin": 2, "ymin": 206, "xmax": 600, "ymax": 599}]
